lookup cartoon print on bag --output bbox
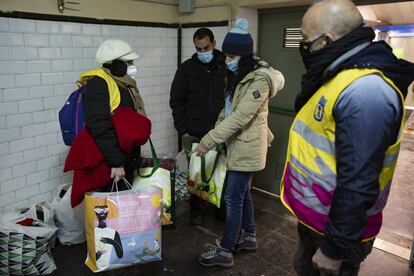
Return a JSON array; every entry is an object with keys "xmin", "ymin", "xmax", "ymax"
[{"xmin": 94, "ymin": 197, "xmax": 123, "ymax": 267}]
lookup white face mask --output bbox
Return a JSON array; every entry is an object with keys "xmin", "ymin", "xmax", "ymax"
[{"xmin": 127, "ymin": 65, "xmax": 138, "ymax": 79}]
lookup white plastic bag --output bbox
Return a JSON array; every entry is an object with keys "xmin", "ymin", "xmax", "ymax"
[
  {"xmin": 26, "ymin": 201, "xmax": 55, "ymax": 227},
  {"xmin": 25, "ymin": 201, "xmax": 56, "ymax": 248},
  {"xmin": 0, "ymin": 212, "xmax": 58, "ymax": 275},
  {"xmin": 50, "ymin": 183, "xmax": 85, "ymax": 245}
]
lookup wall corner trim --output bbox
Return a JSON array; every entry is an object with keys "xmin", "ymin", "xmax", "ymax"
[{"xmin": 0, "ymin": 10, "xmax": 179, "ymax": 28}]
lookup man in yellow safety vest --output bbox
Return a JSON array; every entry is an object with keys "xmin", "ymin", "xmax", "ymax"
[{"xmin": 280, "ymin": 0, "xmax": 414, "ymax": 275}]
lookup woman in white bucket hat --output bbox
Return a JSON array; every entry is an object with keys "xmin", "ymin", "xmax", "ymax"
[{"xmin": 82, "ymin": 39, "xmax": 146, "ymax": 190}]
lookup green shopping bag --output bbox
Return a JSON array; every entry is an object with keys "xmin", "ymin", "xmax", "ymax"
[
  {"xmin": 188, "ymin": 143, "xmax": 226, "ymax": 207},
  {"xmin": 133, "ymin": 139, "xmax": 174, "ymax": 226}
]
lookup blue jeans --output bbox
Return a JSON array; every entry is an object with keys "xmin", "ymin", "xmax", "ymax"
[{"xmin": 221, "ymin": 171, "xmax": 256, "ymax": 251}]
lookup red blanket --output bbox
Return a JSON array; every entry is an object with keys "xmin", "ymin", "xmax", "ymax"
[{"xmin": 64, "ymin": 107, "xmax": 151, "ymax": 207}]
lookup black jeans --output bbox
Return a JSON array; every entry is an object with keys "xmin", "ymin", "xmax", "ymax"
[{"xmin": 294, "ymin": 223, "xmax": 374, "ymax": 276}]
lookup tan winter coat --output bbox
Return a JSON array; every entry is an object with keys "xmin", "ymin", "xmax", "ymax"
[{"xmin": 200, "ymin": 61, "xmax": 284, "ymax": 171}]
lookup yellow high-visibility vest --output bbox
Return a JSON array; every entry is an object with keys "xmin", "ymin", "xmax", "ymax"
[{"xmin": 280, "ymin": 68, "xmax": 405, "ymax": 240}]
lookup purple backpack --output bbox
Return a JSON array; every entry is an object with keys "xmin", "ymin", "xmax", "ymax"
[{"xmin": 58, "ymin": 85, "xmax": 86, "ymax": 146}]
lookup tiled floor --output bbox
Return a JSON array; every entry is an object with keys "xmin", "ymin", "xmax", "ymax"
[
  {"xmin": 51, "ymin": 194, "xmax": 296, "ymax": 276},
  {"xmin": 49, "ymin": 112, "xmax": 414, "ymax": 275},
  {"xmin": 50, "ymin": 191, "xmax": 412, "ymax": 275},
  {"xmin": 380, "ymin": 129, "xmax": 414, "ymax": 246}
]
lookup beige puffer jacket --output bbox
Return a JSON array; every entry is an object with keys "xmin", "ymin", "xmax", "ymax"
[{"xmin": 200, "ymin": 60, "xmax": 284, "ymax": 171}]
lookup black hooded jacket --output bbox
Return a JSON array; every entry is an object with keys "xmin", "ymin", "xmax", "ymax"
[
  {"xmin": 84, "ymin": 77, "xmax": 136, "ymax": 167},
  {"xmin": 169, "ymin": 49, "xmax": 227, "ymax": 138}
]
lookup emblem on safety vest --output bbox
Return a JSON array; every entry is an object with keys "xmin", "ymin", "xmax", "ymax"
[{"xmin": 314, "ymin": 96, "xmax": 327, "ymax": 122}]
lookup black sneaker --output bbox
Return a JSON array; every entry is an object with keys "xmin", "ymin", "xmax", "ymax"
[
  {"xmin": 235, "ymin": 230, "xmax": 258, "ymax": 253},
  {"xmin": 190, "ymin": 209, "xmax": 203, "ymax": 225},
  {"xmin": 198, "ymin": 239, "xmax": 234, "ymax": 268}
]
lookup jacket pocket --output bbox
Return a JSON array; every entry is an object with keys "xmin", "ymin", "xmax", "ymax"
[
  {"xmin": 229, "ymin": 126, "xmax": 265, "ymax": 170},
  {"xmin": 236, "ymin": 130, "xmax": 260, "ymax": 142}
]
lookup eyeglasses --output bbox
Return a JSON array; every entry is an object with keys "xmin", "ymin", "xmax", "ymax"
[{"xmin": 300, "ymin": 33, "xmax": 326, "ymax": 52}]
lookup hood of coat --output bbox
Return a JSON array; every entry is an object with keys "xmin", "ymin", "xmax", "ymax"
[
  {"xmin": 240, "ymin": 58, "xmax": 285, "ymax": 98},
  {"xmin": 256, "ymin": 59, "xmax": 285, "ymax": 98}
]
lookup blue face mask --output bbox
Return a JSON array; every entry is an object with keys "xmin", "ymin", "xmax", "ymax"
[
  {"xmin": 226, "ymin": 59, "xmax": 239, "ymax": 72},
  {"xmin": 197, "ymin": 50, "xmax": 214, "ymax": 64}
]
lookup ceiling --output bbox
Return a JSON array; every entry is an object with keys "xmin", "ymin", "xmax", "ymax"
[
  {"xmin": 137, "ymin": 0, "xmax": 414, "ymax": 24},
  {"xmin": 237, "ymin": 0, "xmax": 309, "ymax": 9},
  {"xmin": 358, "ymin": 1, "xmax": 414, "ymax": 25}
]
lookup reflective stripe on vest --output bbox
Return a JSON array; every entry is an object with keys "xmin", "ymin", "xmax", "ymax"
[
  {"xmin": 80, "ymin": 68, "xmax": 121, "ymax": 112},
  {"xmin": 280, "ymin": 68, "xmax": 405, "ymax": 240}
]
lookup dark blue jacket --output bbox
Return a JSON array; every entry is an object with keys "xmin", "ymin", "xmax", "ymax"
[{"xmin": 320, "ymin": 42, "xmax": 414, "ymax": 259}]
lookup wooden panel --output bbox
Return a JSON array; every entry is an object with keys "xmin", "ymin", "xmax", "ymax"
[
  {"xmin": 396, "ymin": 2, "xmax": 412, "ymax": 24},
  {"xmin": 370, "ymin": 1, "xmax": 414, "ymax": 25},
  {"xmin": 383, "ymin": 3, "xmax": 401, "ymax": 24},
  {"xmin": 358, "ymin": 5, "xmax": 378, "ymax": 21},
  {"xmin": 372, "ymin": 4, "xmax": 392, "ymax": 24}
]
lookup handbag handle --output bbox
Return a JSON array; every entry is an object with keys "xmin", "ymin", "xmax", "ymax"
[
  {"xmin": 138, "ymin": 138, "xmax": 160, "ymax": 178},
  {"xmin": 200, "ymin": 144, "xmax": 224, "ymax": 184}
]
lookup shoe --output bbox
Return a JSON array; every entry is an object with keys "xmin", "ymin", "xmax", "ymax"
[
  {"xmin": 234, "ymin": 230, "xmax": 258, "ymax": 253},
  {"xmin": 198, "ymin": 239, "xmax": 234, "ymax": 268},
  {"xmin": 190, "ymin": 209, "xmax": 203, "ymax": 225}
]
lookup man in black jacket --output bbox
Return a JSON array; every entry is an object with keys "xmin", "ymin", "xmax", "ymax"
[{"xmin": 170, "ymin": 28, "xmax": 227, "ymax": 225}]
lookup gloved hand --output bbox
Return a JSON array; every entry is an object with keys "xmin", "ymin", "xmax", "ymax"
[{"xmin": 312, "ymin": 247, "xmax": 342, "ymax": 275}]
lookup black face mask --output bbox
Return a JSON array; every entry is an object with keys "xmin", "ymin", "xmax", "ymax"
[
  {"xmin": 299, "ymin": 33, "xmax": 325, "ymax": 55},
  {"xmin": 299, "ymin": 34, "xmax": 328, "ymax": 69},
  {"xmin": 299, "ymin": 41, "xmax": 311, "ymax": 56},
  {"xmin": 299, "ymin": 42, "xmax": 328, "ymax": 71},
  {"xmin": 295, "ymin": 26, "xmax": 376, "ymax": 112},
  {"xmin": 103, "ymin": 59, "xmax": 127, "ymax": 77}
]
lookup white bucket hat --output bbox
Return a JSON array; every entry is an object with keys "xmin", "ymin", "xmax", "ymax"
[{"xmin": 96, "ymin": 39, "xmax": 140, "ymax": 64}]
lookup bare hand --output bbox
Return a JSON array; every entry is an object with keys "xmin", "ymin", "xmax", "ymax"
[
  {"xmin": 111, "ymin": 167, "xmax": 125, "ymax": 182},
  {"xmin": 191, "ymin": 144, "xmax": 208, "ymax": 157}
]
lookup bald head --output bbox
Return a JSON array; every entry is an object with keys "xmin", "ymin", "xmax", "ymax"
[{"xmin": 301, "ymin": 0, "xmax": 363, "ymax": 48}]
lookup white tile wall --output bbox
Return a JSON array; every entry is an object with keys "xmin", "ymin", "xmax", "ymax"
[
  {"xmin": 0, "ymin": 17, "xmax": 178, "ymax": 213},
  {"xmin": 181, "ymin": 26, "xmax": 229, "ymax": 63}
]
